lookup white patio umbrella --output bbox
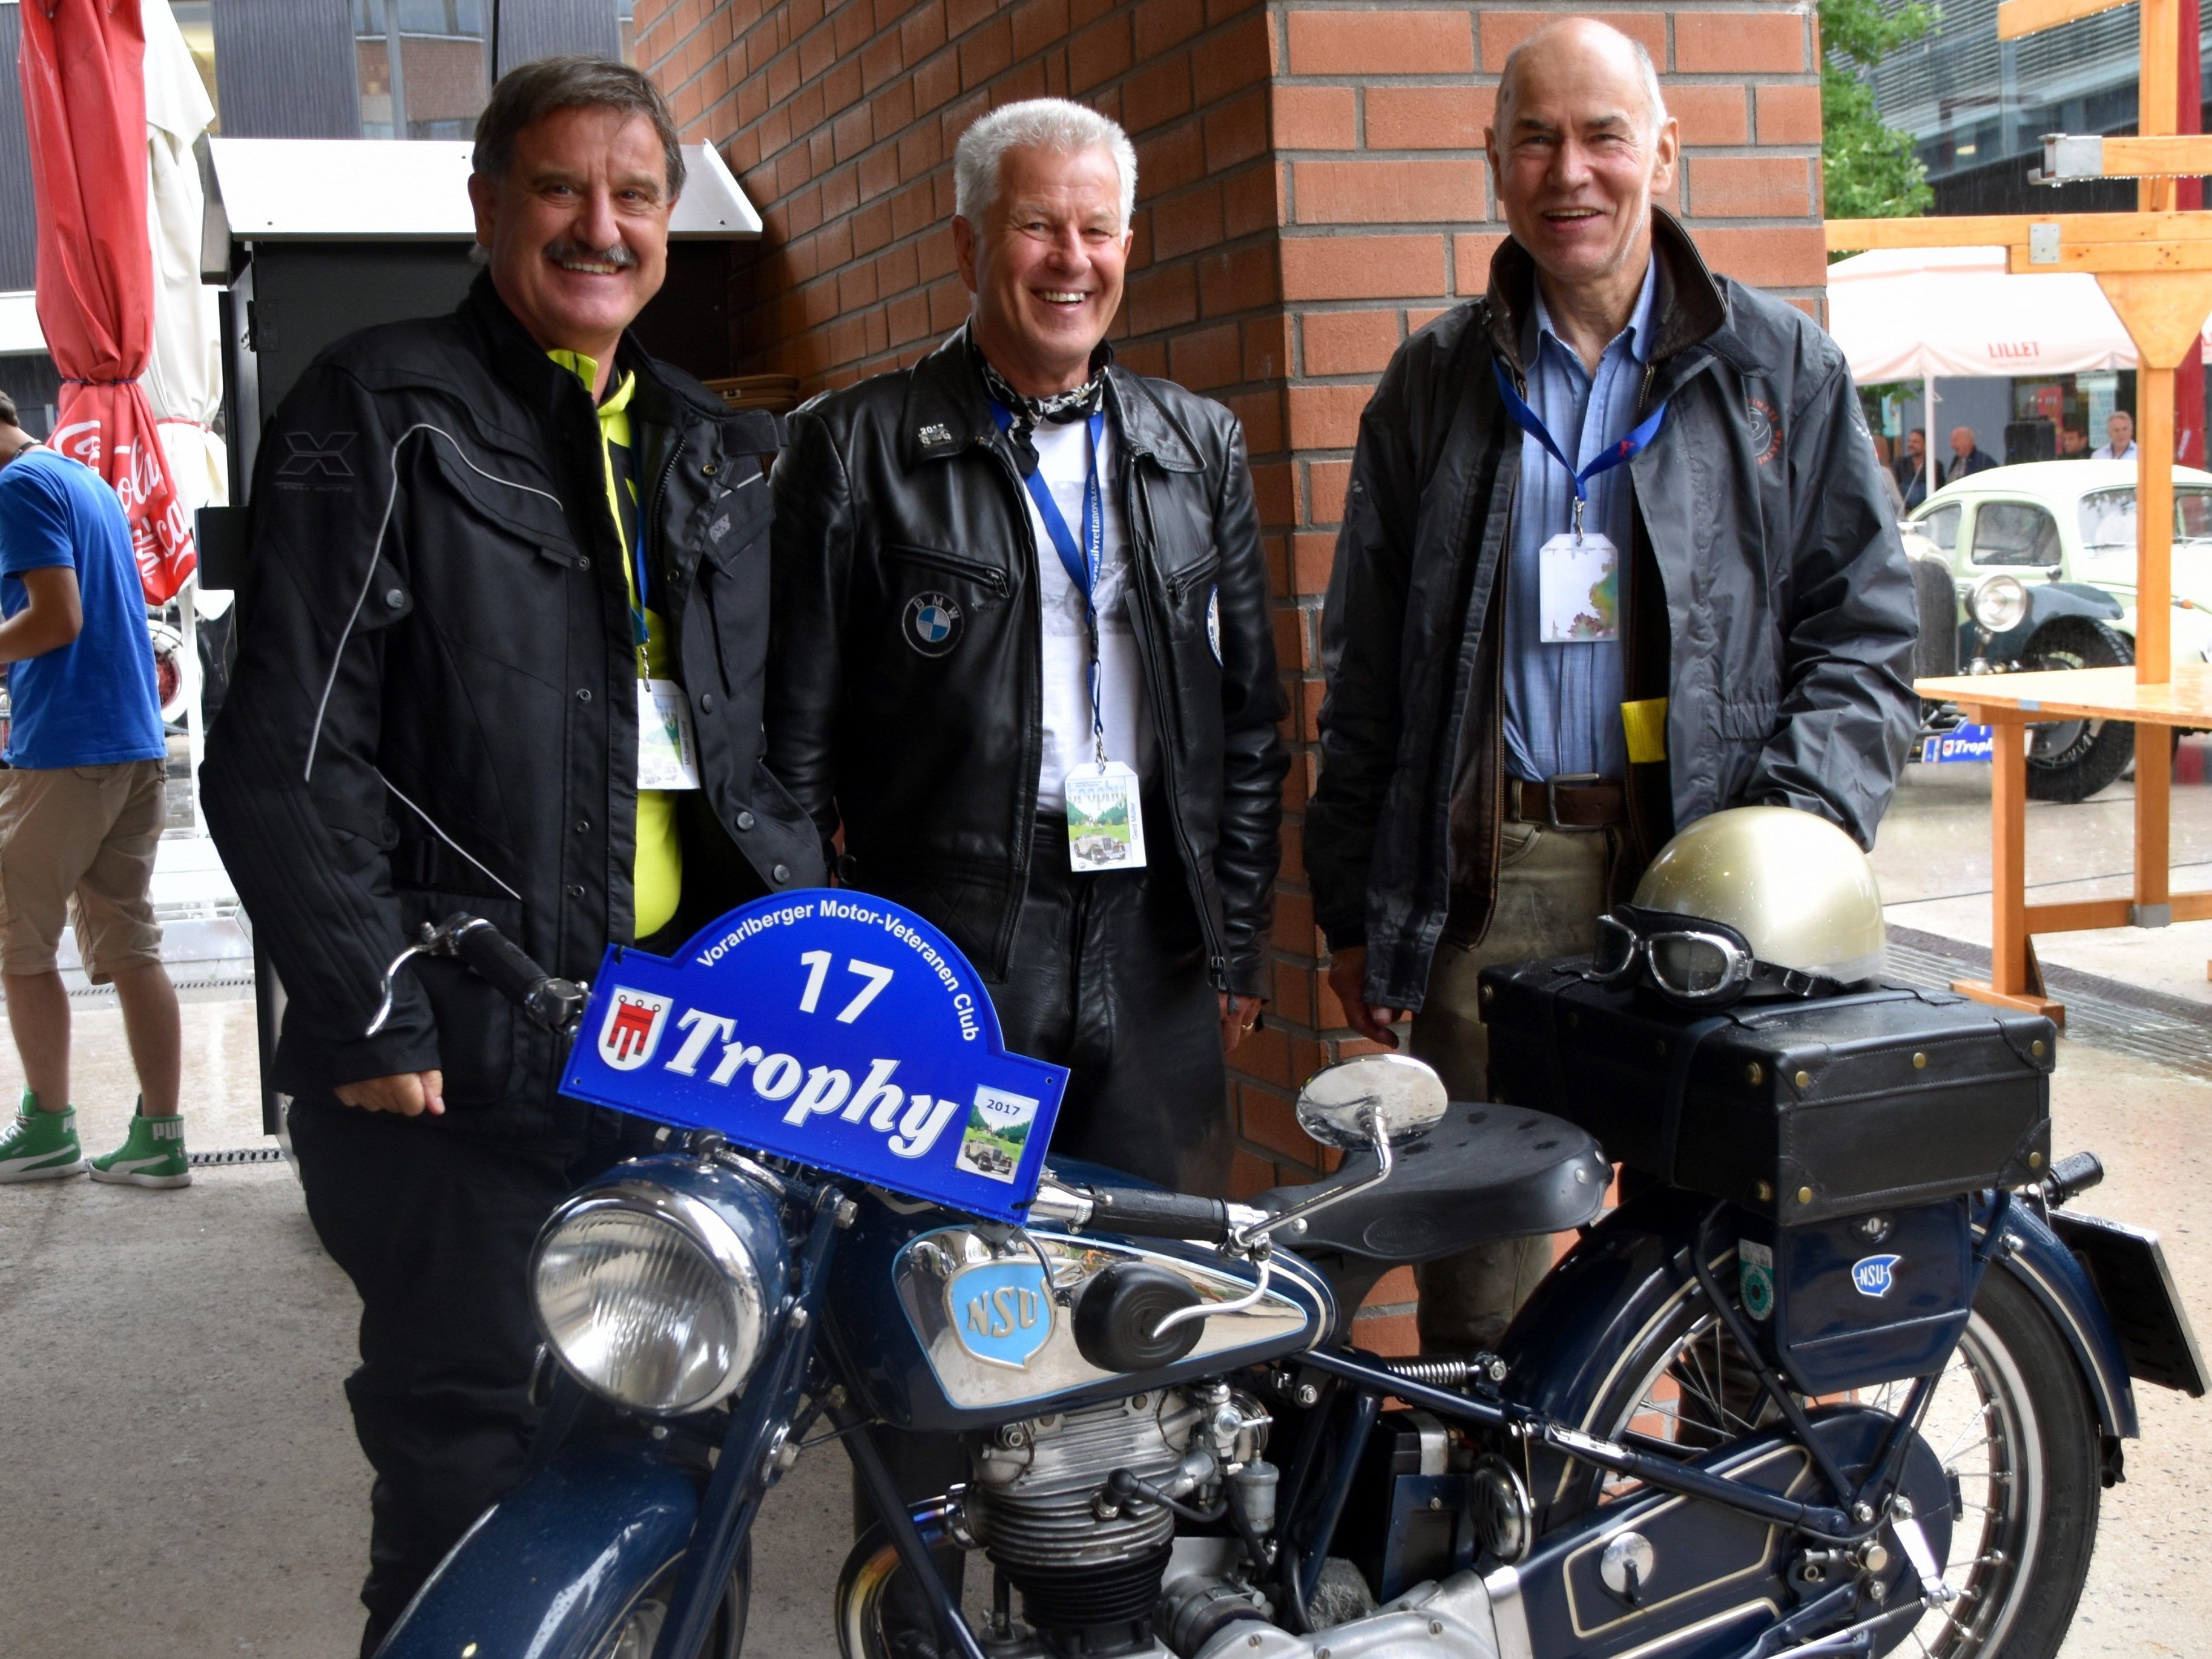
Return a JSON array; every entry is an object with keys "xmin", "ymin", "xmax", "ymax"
[
  {"xmin": 141, "ymin": 0, "xmax": 224, "ymax": 832},
  {"xmin": 1827, "ymin": 243, "xmax": 2212, "ymax": 384}
]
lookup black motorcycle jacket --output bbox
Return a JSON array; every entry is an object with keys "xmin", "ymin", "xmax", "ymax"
[
  {"xmin": 1306, "ymin": 213, "xmax": 1918, "ymax": 1012},
  {"xmin": 203, "ymin": 276, "xmax": 823, "ymax": 1137},
  {"xmin": 766, "ymin": 327, "xmax": 1288, "ymax": 997}
]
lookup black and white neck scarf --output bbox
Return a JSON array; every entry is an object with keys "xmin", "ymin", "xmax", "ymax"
[{"xmin": 976, "ymin": 343, "xmax": 1111, "ymax": 476}]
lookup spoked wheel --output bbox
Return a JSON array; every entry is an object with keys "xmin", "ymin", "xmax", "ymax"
[
  {"xmin": 589, "ymin": 1539, "xmax": 751, "ymax": 1659},
  {"xmin": 1576, "ymin": 1264, "xmax": 2101, "ymax": 1658}
]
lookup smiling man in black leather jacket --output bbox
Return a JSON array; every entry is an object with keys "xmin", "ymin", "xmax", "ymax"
[
  {"xmin": 202, "ymin": 60, "xmax": 821, "ymax": 1652},
  {"xmin": 768, "ymin": 98, "xmax": 1287, "ymax": 1199}
]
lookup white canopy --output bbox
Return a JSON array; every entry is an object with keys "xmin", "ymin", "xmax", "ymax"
[{"xmin": 1826, "ymin": 244, "xmax": 2212, "ymax": 384}]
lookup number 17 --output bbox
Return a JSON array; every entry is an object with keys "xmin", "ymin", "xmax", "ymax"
[{"xmin": 798, "ymin": 951, "xmax": 896, "ymax": 1023}]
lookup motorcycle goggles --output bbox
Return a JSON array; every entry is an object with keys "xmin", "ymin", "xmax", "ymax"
[{"xmin": 1585, "ymin": 905, "xmax": 1851, "ymax": 1008}]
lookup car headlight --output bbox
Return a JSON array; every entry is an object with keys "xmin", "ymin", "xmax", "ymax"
[
  {"xmin": 1969, "ymin": 574, "xmax": 2029, "ymax": 634},
  {"xmin": 532, "ymin": 1165, "xmax": 782, "ymax": 1414}
]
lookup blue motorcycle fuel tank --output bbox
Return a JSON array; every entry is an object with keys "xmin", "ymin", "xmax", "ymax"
[{"xmin": 824, "ymin": 1186, "xmax": 1335, "ymax": 1433}]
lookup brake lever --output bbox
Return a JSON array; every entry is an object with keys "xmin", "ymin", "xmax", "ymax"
[{"xmin": 365, "ymin": 918, "xmax": 470, "ymax": 1039}]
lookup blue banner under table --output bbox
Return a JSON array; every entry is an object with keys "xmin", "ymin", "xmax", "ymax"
[
  {"xmin": 563, "ymin": 892, "xmax": 1069, "ymax": 1223},
  {"xmin": 1922, "ymin": 723, "xmax": 1996, "ymax": 764}
]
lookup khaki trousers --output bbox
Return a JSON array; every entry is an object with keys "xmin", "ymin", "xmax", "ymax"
[{"xmin": 1409, "ymin": 817, "xmax": 1618, "ymax": 1352}]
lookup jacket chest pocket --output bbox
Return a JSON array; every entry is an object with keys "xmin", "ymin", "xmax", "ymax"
[
  {"xmin": 1158, "ymin": 550, "xmax": 1222, "ymax": 652},
  {"xmin": 877, "ymin": 544, "xmax": 1011, "ymax": 666}
]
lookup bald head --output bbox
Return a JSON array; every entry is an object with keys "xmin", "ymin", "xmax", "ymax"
[{"xmin": 1498, "ymin": 18, "xmax": 1670, "ymax": 139}]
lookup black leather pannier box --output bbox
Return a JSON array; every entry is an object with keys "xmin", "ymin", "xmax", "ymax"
[{"xmin": 1479, "ymin": 962, "xmax": 2054, "ymax": 1224}]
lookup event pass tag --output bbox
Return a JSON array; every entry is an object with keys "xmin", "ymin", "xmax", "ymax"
[
  {"xmin": 1064, "ymin": 761, "xmax": 1147, "ymax": 872},
  {"xmin": 1539, "ymin": 531, "xmax": 1619, "ymax": 643},
  {"xmin": 563, "ymin": 892, "xmax": 1070, "ymax": 1224},
  {"xmin": 638, "ymin": 678, "xmax": 701, "ymax": 790}
]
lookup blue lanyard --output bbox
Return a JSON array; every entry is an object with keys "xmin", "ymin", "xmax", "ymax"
[
  {"xmin": 992, "ymin": 402, "xmax": 1110, "ymax": 759},
  {"xmin": 1492, "ymin": 357, "xmax": 1667, "ymax": 539}
]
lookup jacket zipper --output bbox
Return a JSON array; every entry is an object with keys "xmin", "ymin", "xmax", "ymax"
[
  {"xmin": 897, "ymin": 544, "xmax": 1013, "ymax": 596},
  {"xmin": 1120, "ymin": 448, "xmax": 1229, "ymax": 982},
  {"xmin": 981, "ymin": 437, "xmax": 1045, "ymax": 974},
  {"xmin": 1165, "ymin": 552, "xmax": 1222, "ymax": 604}
]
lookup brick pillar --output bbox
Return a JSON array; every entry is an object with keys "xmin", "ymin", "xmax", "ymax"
[{"xmin": 635, "ymin": 0, "xmax": 1829, "ymax": 1353}]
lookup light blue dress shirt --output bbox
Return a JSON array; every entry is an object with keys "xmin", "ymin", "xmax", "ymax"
[{"xmin": 1502, "ymin": 261, "xmax": 1658, "ymax": 784}]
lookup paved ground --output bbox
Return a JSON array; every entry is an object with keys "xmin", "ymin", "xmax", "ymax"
[{"xmin": 5, "ymin": 764, "xmax": 2212, "ymax": 1656}]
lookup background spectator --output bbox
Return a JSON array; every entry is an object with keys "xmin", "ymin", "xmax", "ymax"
[
  {"xmin": 1945, "ymin": 424, "xmax": 1998, "ymax": 482},
  {"xmin": 0, "ymin": 388, "xmax": 187, "ymax": 1189},
  {"xmin": 2095, "ymin": 410, "xmax": 2138, "ymax": 460}
]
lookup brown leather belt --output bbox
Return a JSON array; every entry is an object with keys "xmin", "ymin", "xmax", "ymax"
[{"xmin": 1507, "ymin": 775, "xmax": 1629, "ymax": 829}]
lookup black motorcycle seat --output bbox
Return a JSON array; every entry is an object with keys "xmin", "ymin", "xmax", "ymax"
[{"xmin": 1258, "ymin": 1101, "xmax": 1608, "ymax": 1266}]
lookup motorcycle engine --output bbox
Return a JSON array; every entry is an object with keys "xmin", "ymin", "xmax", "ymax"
[{"xmin": 964, "ymin": 1384, "xmax": 1266, "ymax": 1656}]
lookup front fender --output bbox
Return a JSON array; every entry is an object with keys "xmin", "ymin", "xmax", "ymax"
[
  {"xmin": 379, "ymin": 1439, "xmax": 699, "ymax": 1659},
  {"xmin": 1982, "ymin": 582, "xmax": 2124, "ymax": 658}
]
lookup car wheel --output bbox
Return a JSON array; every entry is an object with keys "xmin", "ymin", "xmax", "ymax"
[{"xmin": 2021, "ymin": 616, "xmax": 2135, "ymax": 803}]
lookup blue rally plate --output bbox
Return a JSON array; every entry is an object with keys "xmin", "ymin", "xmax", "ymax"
[
  {"xmin": 564, "ymin": 892, "xmax": 1068, "ymax": 1224},
  {"xmin": 1921, "ymin": 723, "xmax": 1995, "ymax": 764}
]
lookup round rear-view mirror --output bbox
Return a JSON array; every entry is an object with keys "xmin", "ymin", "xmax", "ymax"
[{"xmin": 1294, "ymin": 1053, "xmax": 1449, "ymax": 1151}]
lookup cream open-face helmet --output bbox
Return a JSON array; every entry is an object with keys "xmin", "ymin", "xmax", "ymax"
[{"xmin": 1589, "ymin": 806, "xmax": 1885, "ymax": 1006}]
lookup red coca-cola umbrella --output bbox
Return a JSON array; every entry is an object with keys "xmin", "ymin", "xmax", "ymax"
[{"xmin": 18, "ymin": 0, "xmax": 194, "ymax": 603}]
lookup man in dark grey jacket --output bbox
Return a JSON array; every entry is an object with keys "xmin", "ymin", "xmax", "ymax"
[{"xmin": 1306, "ymin": 20, "xmax": 1915, "ymax": 1353}]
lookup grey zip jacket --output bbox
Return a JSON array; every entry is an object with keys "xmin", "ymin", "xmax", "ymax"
[{"xmin": 1306, "ymin": 212, "xmax": 1917, "ymax": 1013}]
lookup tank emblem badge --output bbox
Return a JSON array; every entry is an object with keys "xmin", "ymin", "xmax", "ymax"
[
  {"xmin": 1852, "ymin": 1254, "xmax": 1902, "ymax": 1298},
  {"xmin": 947, "ymin": 1259, "xmax": 1055, "ymax": 1368}
]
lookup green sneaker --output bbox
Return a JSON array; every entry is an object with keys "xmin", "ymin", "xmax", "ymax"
[
  {"xmin": 87, "ymin": 1105, "xmax": 191, "ymax": 1189},
  {"xmin": 0, "ymin": 1091, "xmax": 82, "ymax": 1182}
]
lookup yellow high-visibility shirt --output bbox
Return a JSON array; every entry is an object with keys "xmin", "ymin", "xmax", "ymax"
[{"xmin": 550, "ymin": 350, "xmax": 682, "ymax": 938}]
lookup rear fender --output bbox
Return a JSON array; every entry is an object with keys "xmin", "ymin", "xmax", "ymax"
[
  {"xmin": 377, "ymin": 1439, "xmax": 699, "ymax": 1659},
  {"xmin": 1987, "ymin": 1203, "xmax": 2138, "ymax": 1442}
]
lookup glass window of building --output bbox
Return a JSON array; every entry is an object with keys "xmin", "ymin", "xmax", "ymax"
[{"xmin": 354, "ymin": 0, "xmax": 492, "ymax": 140}]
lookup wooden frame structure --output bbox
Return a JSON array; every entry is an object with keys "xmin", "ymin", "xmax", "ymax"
[{"xmin": 1828, "ymin": 0, "xmax": 2212, "ymax": 1024}]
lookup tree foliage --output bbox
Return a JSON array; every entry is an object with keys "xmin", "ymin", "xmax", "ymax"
[{"xmin": 1819, "ymin": 0, "xmax": 1937, "ymax": 222}]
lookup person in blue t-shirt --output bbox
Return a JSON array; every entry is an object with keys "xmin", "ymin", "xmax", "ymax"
[{"xmin": 0, "ymin": 390, "xmax": 189, "ymax": 1187}]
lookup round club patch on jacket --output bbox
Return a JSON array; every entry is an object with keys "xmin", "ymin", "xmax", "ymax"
[
  {"xmin": 904, "ymin": 591, "xmax": 963, "ymax": 657},
  {"xmin": 1206, "ymin": 586, "xmax": 1223, "ymax": 665}
]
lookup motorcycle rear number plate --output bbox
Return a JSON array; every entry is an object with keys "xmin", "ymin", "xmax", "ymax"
[
  {"xmin": 563, "ymin": 892, "xmax": 1069, "ymax": 1224},
  {"xmin": 1923, "ymin": 723, "xmax": 1995, "ymax": 763}
]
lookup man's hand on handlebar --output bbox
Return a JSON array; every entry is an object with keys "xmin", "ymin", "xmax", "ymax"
[
  {"xmin": 335, "ymin": 1069, "xmax": 446, "ymax": 1118},
  {"xmin": 1326, "ymin": 946, "xmax": 1406, "ymax": 1049}
]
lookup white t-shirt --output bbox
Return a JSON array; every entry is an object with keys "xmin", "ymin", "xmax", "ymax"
[{"xmin": 1021, "ymin": 416, "xmax": 1156, "ymax": 809}]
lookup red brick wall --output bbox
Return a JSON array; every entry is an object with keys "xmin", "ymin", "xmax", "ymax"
[{"xmin": 634, "ymin": 0, "xmax": 1828, "ymax": 1352}]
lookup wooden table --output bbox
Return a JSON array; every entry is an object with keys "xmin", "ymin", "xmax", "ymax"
[{"xmin": 1913, "ymin": 664, "xmax": 2212, "ymax": 1024}]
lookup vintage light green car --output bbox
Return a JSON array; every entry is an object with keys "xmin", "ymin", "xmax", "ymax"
[{"xmin": 1903, "ymin": 459, "xmax": 2212, "ymax": 801}]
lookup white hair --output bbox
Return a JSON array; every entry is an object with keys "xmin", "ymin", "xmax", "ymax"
[{"xmin": 953, "ymin": 98, "xmax": 1138, "ymax": 231}]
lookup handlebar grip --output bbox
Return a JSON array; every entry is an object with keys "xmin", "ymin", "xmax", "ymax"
[
  {"xmin": 446, "ymin": 915, "xmax": 585, "ymax": 1034},
  {"xmin": 1086, "ymin": 1186, "xmax": 1232, "ymax": 1243},
  {"xmin": 2042, "ymin": 1151, "xmax": 2105, "ymax": 1207}
]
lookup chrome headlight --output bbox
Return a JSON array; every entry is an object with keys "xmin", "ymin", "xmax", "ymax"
[
  {"xmin": 532, "ymin": 1163, "xmax": 783, "ymax": 1415},
  {"xmin": 1969, "ymin": 574, "xmax": 2030, "ymax": 634}
]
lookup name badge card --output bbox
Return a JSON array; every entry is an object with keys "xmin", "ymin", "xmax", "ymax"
[
  {"xmin": 1538, "ymin": 532, "xmax": 1621, "ymax": 643},
  {"xmin": 564, "ymin": 892, "xmax": 1069, "ymax": 1223},
  {"xmin": 638, "ymin": 678, "xmax": 701, "ymax": 790},
  {"xmin": 1064, "ymin": 760, "xmax": 1147, "ymax": 872}
]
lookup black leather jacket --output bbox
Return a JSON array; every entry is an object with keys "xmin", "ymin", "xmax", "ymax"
[
  {"xmin": 1308, "ymin": 215, "xmax": 1918, "ymax": 1011},
  {"xmin": 766, "ymin": 328, "xmax": 1288, "ymax": 997},
  {"xmin": 204, "ymin": 277, "xmax": 823, "ymax": 1138}
]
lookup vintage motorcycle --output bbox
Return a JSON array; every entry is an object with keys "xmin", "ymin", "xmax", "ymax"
[{"xmin": 371, "ymin": 892, "xmax": 2201, "ymax": 1659}]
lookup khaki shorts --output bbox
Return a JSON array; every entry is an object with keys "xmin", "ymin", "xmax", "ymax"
[{"xmin": 0, "ymin": 759, "xmax": 165, "ymax": 981}]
